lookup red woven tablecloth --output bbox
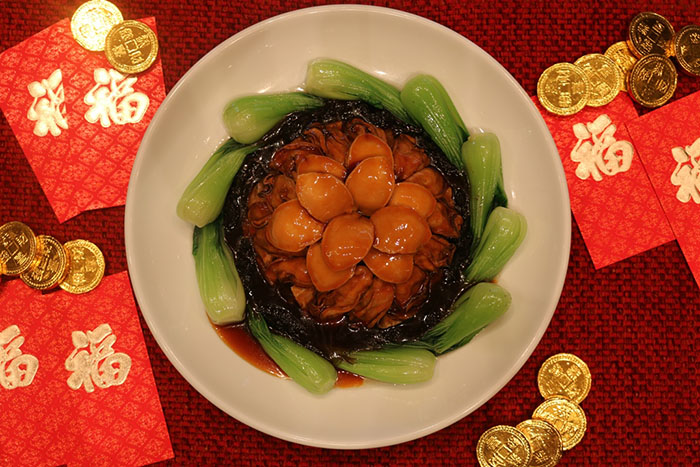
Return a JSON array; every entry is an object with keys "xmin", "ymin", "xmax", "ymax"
[{"xmin": 1, "ymin": 1, "xmax": 699, "ymax": 465}]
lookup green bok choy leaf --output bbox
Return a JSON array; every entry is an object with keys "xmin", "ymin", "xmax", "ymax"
[
  {"xmin": 193, "ymin": 217, "xmax": 245, "ymax": 325},
  {"xmin": 419, "ymin": 282, "xmax": 511, "ymax": 354},
  {"xmin": 223, "ymin": 93, "xmax": 324, "ymax": 144},
  {"xmin": 248, "ymin": 311, "xmax": 337, "ymax": 394},
  {"xmin": 305, "ymin": 58, "xmax": 413, "ymax": 123},
  {"xmin": 400, "ymin": 74, "xmax": 469, "ymax": 169},
  {"xmin": 334, "ymin": 346, "xmax": 436, "ymax": 384},
  {"xmin": 177, "ymin": 139, "xmax": 256, "ymax": 227},
  {"xmin": 464, "ymin": 207, "xmax": 527, "ymax": 283}
]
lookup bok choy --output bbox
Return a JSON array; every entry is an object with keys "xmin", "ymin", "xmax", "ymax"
[
  {"xmin": 334, "ymin": 347, "xmax": 436, "ymax": 384},
  {"xmin": 223, "ymin": 93, "xmax": 324, "ymax": 144},
  {"xmin": 305, "ymin": 59, "xmax": 413, "ymax": 123},
  {"xmin": 461, "ymin": 133, "xmax": 507, "ymax": 247},
  {"xmin": 419, "ymin": 282, "xmax": 511, "ymax": 354},
  {"xmin": 193, "ymin": 218, "xmax": 245, "ymax": 325},
  {"xmin": 400, "ymin": 74, "xmax": 469, "ymax": 169},
  {"xmin": 248, "ymin": 311, "xmax": 337, "ymax": 394},
  {"xmin": 464, "ymin": 207, "xmax": 527, "ymax": 283},
  {"xmin": 177, "ymin": 139, "xmax": 257, "ymax": 227}
]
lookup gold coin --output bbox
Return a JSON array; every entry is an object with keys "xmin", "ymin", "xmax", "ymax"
[
  {"xmin": 627, "ymin": 12, "xmax": 675, "ymax": 58},
  {"xmin": 574, "ymin": 54, "xmax": 622, "ymax": 107},
  {"xmin": 0, "ymin": 221, "xmax": 38, "ymax": 276},
  {"xmin": 537, "ymin": 353, "xmax": 592, "ymax": 404},
  {"xmin": 537, "ymin": 63, "xmax": 590, "ymax": 116},
  {"xmin": 105, "ymin": 20, "xmax": 159, "ymax": 74},
  {"xmin": 59, "ymin": 240, "xmax": 105, "ymax": 294},
  {"xmin": 516, "ymin": 419, "xmax": 563, "ymax": 467},
  {"xmin": 476, "ymin": 425, "xmax": 532, "ymax": 467},
  {"xmin": 674, "ymin": 25, "xmax": 700, "ymax": 76},
  {"xmin": 20, "ymin": 235, "xmax": 69, "ymax": 290},
  {"xmin": 605, "ymin": 41, "xmax": 638, "ymax": 92},
  {"xmin": 71, "ymin": 0, "xmax": 124, "ymax": 52},
  {"xmin": 532, "ymin": 398, "xmax": 587, "ymax": 451},
  {"xmin": 628, "ymin": 54, "xmax": 677, "ymax": 108}
]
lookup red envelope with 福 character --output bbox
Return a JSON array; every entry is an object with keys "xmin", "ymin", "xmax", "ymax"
[
  {"xmin": 532, "ymin": 93, "xmax": 674, "ymax": 268},
  {"xmin": 0, "ymin": 18, "xmax": 166, "ymax": 223},
  {"xmin": 626, "ymin": 91, "xmax": 700, "ymax": 287},
  {"xmin": 0, "ymin": 272, "xmax": 173, "ymax": 466}
]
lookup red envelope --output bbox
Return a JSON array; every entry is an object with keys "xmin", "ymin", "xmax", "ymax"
[
  {"xmin": 0, "ymin": 272, "xmax": 173, "ymax": 466},
  {"xmin": 626, "ymin": 91, "xmax": 700, "ymax": 287},
  {"xmin": 0, "ymin": 18, "xmax": 166, "ymax": 223},
  {"xmin": 533, "ymin": 94, "xmax": 674, "ymax": 268}
]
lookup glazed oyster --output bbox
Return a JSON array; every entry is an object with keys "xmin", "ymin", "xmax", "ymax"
[{"xmin": 222, "ymin": 100, "xmax": 473, "ymax": 358}]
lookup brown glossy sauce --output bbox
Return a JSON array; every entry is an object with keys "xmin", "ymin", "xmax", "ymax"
[
  {"xmin": 336, "ymin": 370, "xmax": 364, "ymax": 388},
  {"xmin": 212, "ymin": 322, "xmax": 364, "ymax": 388},
  {"xmin": 213, "ymin": 323, "xmax": 286, "ymax": 378}
]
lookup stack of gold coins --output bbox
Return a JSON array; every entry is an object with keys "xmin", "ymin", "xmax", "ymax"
[
  {"xmin": 0, "ymin": 221, "xmax": 105, "ymax": 295},
  {"xmin": 476, "ymin": 353, "xmax": 591, "ymax": 467},
  {"xmin": 71, "ymin": 0, "xmax": 159, "ymax": 74},
  {"xmin": 626, "ymin": 12, "xmax": 678, "ymax": 107},
  {"xmin": 537, "ymin": 11, "xmax": 699, "ymax": 114}
]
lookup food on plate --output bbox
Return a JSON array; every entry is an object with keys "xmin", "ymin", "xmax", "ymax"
[{"xmin": 177, "ymin": 59, "xmax": 527, "ymax": 393}]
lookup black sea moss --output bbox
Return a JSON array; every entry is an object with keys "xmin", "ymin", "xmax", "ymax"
[{"xmin": 222, "ymin": 100, "xmax": 472, "ymax": 359}]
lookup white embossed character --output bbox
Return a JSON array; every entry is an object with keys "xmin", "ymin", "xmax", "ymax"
[
  {"xmin": 27, "ymin": 69, "xmax": 68, "ymax": 137},
  {"xmin": 671, "ymin": 138, "xmax": 700, "ymax": 204},
  {"xmin": 570, "ymin": 115, "xmax": 633, "ymax": 181},
  {"xmin": 84, "ymin": 68, "xmax": 149, "ymax": 128},
  {"xmin": 0, "ymin": 325, "xmax": 39, "ymax": 389},
  {"xmin": 65, "ymin": 323, "xmax": 132, "ymax": 392}
]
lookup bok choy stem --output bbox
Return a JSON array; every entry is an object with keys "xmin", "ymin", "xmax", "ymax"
[
  {"xmin": 305, "ymin": 59, "xmax": 413, "ymax": 123},
  {"xmin": 461, "ymin": 133, "xmax": 507, "ymax": 248},
  {"xmin": 193, "ymin": 218, "xmax": 245, "ymax": 325},
  {"xmin": 334, "ymin": 347, "xmax": 436, "ymax": 384},
  {"xmin": 223, "ymin": 93, "xmax": 324, "ymax": 144},
  {"xmin": 464, "ymin": 207, "xmax": 527, "ymax": 283},
  {"xmin": 400, "ymin": 74, "xmax": 468, "ymax": 169},
  {"xmin": 248, "ymin": 311, "xmax": 337, "ymax": 394},
  {"xmin": 419, "ymin": 282, "xmax": 512, "ymax": 354},
  {"xmin": 177, "ymin": 140, "xmax": 256, "ymax": 227}
]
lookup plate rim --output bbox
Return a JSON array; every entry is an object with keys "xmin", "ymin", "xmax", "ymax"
[{"xmin": 125, "ymin": 4, "xmax": 571, "ymax": 449}]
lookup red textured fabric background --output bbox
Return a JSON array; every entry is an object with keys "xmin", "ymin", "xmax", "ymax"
[{"xmin": 1, "ymin": 1, "xmax": 699, "ymax": 465}]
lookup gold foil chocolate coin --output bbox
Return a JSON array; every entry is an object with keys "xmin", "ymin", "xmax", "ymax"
[
  {"xmin": 59, "ymin": 240, "xmax": 105, "ymax": 294},
  {"xmin": 533, "ymin": 398, "xmax": 587, "ymax": 451},
  {"xmin": 476, "ymin": 425, "xmax": 532, "ymax": 467},
  {"xmin": 537, "ymin": 63, "xmax": 590, "ymax": 116},
  {"xmin": 605, "ymin": 41, "xmax": 638, "ymax": 92},
  {"xmin": 516, "ymin": 419, "xmax": 563, "ymax": 467},
  {"xmin": 105, "ymin": 20, "xmax": 159, "ymax": 74},
  {"xmin": 674, "ymin": 25, "xmax": 700, "ymax": 76},
  {"xmin": 628, "ymin": 54, "xmax": 677, "ymax": 108},
  {"xmin": 20, "ymin": 235, "xmax": 69, "ymax": 290},
  {"xmin": 628, "ymin": 12, "xmax": 675, "ymax": 58},
  {"xmin": 574, "ymin": 53, "xmax": 622, "ymax": 107},
  {"xmin": 537, "ymin": 352, "xmax": 592, "ymax": 404},
  {"xmin": 0, "ymin": 221, "xmax": 38, "ymax": 276},
  {"xmin": 71, "ymin": 0, "xmax": 124, "ymax": 52}
]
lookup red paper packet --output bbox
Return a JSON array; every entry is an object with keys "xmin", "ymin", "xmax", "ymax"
[
  {"xmin": 0, "ymin": 18, "xmax": 166, "ymax": 223},
  {"xmin": 533, "ymin": 94, "xmax": 674, "ymax": 268},
  {"xmin": 0, "ymin": 272, "xmax": 173, "ymax": 466},
  {"xmin": 626, "ymin": 91, "xmax": 700, "ymax": 286}
]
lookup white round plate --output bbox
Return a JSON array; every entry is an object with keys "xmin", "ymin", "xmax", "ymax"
[{"xmin": 125, "ymin": 5, "xmax": 570, "ymax": 449}]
